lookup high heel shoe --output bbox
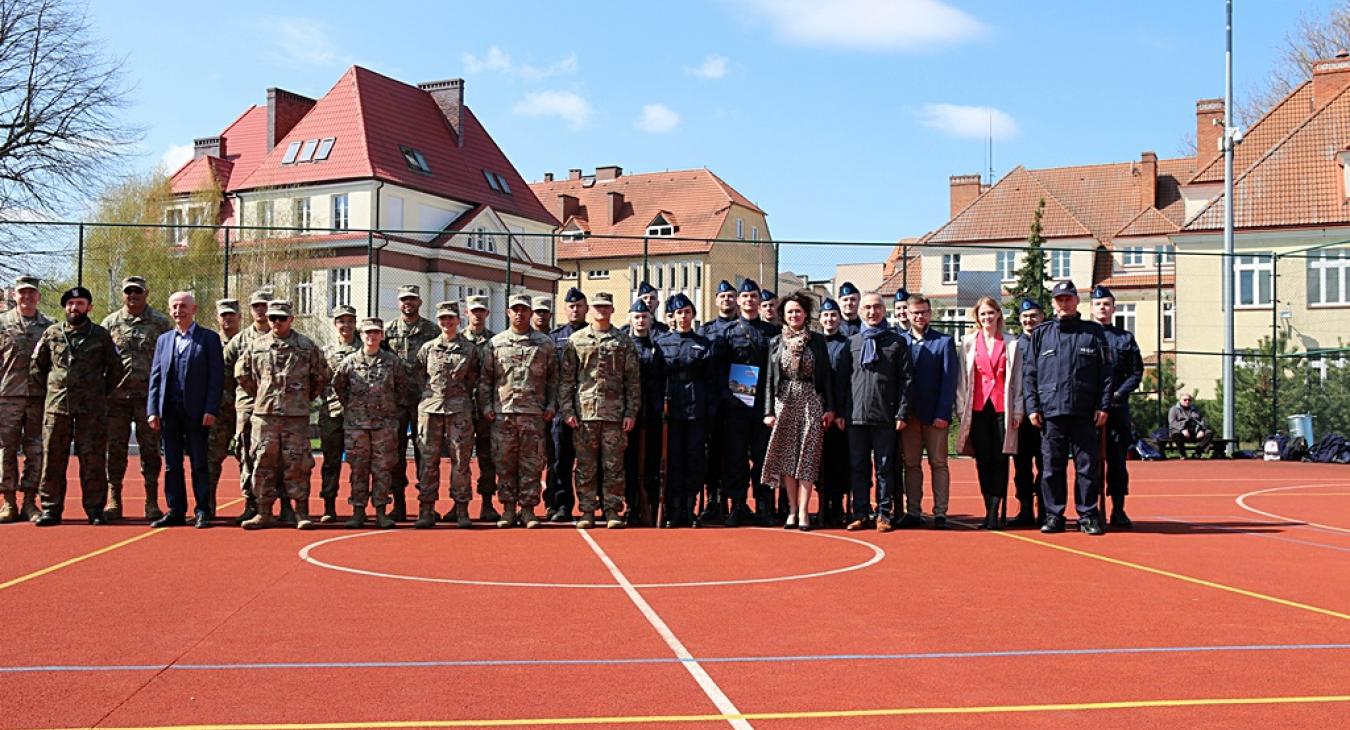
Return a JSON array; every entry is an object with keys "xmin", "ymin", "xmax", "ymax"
[{"xmin": 784, "ymin": 515, "xmax": 798, "ymax": 529}]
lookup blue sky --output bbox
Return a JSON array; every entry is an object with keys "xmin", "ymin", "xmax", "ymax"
[{"xmin": 91, "ymin": 0, "xmax": 1323, "ymax": 266}]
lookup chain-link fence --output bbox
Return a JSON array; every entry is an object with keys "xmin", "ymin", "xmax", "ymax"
[{"xmin": 2, "ymin": 219, "xmax": 1345, "ymax": 449}]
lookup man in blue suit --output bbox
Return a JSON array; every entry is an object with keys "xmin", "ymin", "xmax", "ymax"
[{"xmin": 147, "ymin": 292, "xmax": 224, "ymax": 528}]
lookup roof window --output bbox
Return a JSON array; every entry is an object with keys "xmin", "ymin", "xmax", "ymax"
[
  {"xmin": 282, "ymin": 137, "xmax": 336, "ymax": 165},
  {"xmin": 282, "ymin": 141, "xmax": 301, "ymax": 164},
  {"xmin": 401, "ymin": 145, "xmax": 431, "ymax": 174},
  {"xmin": 315, "ymin": 138, "xmax": 335, "ymax": 161},
  {"xmin": 297, "ymin": 139, "xmax": 318, "ymax": 163},
  {"xmin": 482, "ymin": 170, "xmax": 512, "ymax": 194}
]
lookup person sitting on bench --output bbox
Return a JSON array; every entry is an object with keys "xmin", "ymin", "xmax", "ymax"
[{"xmin": 1168, "ymin": 393, "xmax": 1214, "ymax": 458}]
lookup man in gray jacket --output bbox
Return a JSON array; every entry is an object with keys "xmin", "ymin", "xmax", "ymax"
[
  {"xmin": 842, "ymin": 293, "xmax": 914, "ymax": 532},
  {"xmin": 1168, "ymin": 393, "xmax": 1213, "ymax": 458}
]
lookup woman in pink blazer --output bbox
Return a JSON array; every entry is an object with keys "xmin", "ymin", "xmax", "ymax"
[{"xmin": 955, "ymin": 296, "xmax": 1023, "ymax": 529}]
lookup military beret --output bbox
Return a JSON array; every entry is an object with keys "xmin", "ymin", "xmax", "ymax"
[
  {"xmin": 760, "ymin": 289, "xmax": 777, "ymax": 301},
  {"xmin": 629, "ymin": 298, "xmax": 650, "ymax": 314},
  {"xmin": 397, "ymin": 284, "xmax": 421, "ymax": 299},
  {"xmin": 1052, "ymin": 280, "xmax": 1078, "ymax": 298},
  {"xmin": 820, "ymin": 297, "xmax": 840, "ymax": 312},
  {"xmin": 13, "ymin": 275, "xmax": 39, "ymax": 291},
  {"xmin": 838, "ymin": 281, "xmax": 859, "ymax": 297},
  {"xmin": 637, "ymin": 281, "xmax": 656, "ymax": 296},
  {"xmin": 359, "ymin": 317, "xmax": 384, "ymax": 332},
  {"xmin": 266, "ymin": 299, "xmax": 293, "ymax": 318},
  {"xmin": 1019, "ymin": 298, "xmax": 1044, "ymax": 313},
  {"xmin": 716, "ymin": 279, "xmax": 735, "ymax": 294},
  {"xmin": 121, "ymin": 276, "xmax": 147, "ymax": 292},
  {"xmin": 60, "ymin": 286, "xmax": 93, "ymax": 306},
  {"xmin": 435, "ymin": 300, "xmax": 460, "ymax": 318},
  {"xmin": 330, "ymin": 304, "xmax": 357, "ymax": 320},
  {"xmin": 216, "ymin": 298, "xmax": 240, "ymax": 315},
  {"xmin": 894, "ymin": 288, "xmax": 910, "ymax": 302},
  {"xmin": 249, "ymin": 287, "xmax": 275, "ymax": 305},
  {"xmin": 563, "ymin": 287, "xmax": 586, "ymax": 303},
  {"xmin": 466, "ymin": 295, "xmax": 489, "ymax": 311},
  {"xmin": 508, "ymin": 294, "xmax": 533, "ymax": 309},
  {"xmin": 738, "ymin": 278, "xmax": 760, "ymax": 294},
  {"xmin": 532, "ymin": 296, "xmax": 552, "ymax": 312},
  {"xmin": 591, "ymin": 292, "xmax": 614, "ymax": 307},
  {"xmin": 1090, "ymin": 285, "xmax": 1115, "ymax": 301},
  {"xmin": 669, "ymin": 292, "xmax": 695, "ymax": 313}
]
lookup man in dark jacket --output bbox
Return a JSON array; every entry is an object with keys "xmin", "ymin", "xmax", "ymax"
[
  {"xmin": 1023, "ymin": 280, "xmax": 1112, "ymax": 535},
  {"xmin": 842, "ymin": 293, "xmax": 913, "ymax": 532},
  {"xmin": 696, "ymin": 280, "xmax": 739, "ymax": 524},
  {"xmin": 1091, "ymin": 286, "xmax": 1144, "ymax": 528},
  {"xmin": 623, "ymin": 299, "xmax": 664, "ymax": 525},
  {"xmin": 718, "ymin": 279, "xmax": 780, "ymax": 526},
  {"xmin": 817, "ymin": 298, "xmax": 853, "ymax": 526},
  {"xmin": 1011, "ymin": 298, "xmax": 1046, "ymax": 526}
]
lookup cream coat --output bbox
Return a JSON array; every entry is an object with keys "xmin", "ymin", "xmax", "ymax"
[{"xmin": 955, "ymin": 331, "xmax": 1023, "ymax": 456}]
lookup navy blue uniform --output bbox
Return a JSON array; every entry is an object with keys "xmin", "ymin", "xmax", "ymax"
[
  {"xmin": 697, "ymin": 314, "xmax": 739, "ymax": 517},
  {"xmin": 546, "ymin": 322, "xmax": 585, "ymax": 516},
  {"xmin": 717, "ymin": 316, "xmax": 780, "ymax": 519},
  {"xmin": 1022, "ymin": 314, "xmax": 1112, "ymax": 519},
  {"xmin": 623, "ymin": 331, "xmax": 665, "ymax": 522},
  {"xmin": 1012, "ymin": 331, "xmax": 1043, "ymax": 517},
  {"xmin": 818, "ymin": 329, "xmax": 853, "ymax": 523},
  {"xmin": 1101, "ymin": 323, "xmax": 1143, "ymax": 499},
  {"xmin": 657, "ymin": 329, "xmax": 721, "ymax": 525},
  {"xmin": 840, "ymin": 317, "xmax": 864, "ymax": 338}
]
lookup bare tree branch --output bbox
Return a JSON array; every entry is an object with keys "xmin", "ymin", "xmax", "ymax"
[{"xmin": 1239, "ymin": 2, "xmax": 1350, "ymax": 127}]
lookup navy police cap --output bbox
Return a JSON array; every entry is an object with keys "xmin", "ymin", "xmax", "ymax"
[
  {"xmin": 716, "ymin": 279, "xmax": 735, "ymax": 294},
  {"xmin": 894, "ymin": 288, "xmax": 910, "ymax": 302},
  {"xmin": 637, "ymin": 281, "xmax": 656, "ymax": 296},
  {"xmin": 670, "ymin": 292, "xmax": 695, "ymax": 313},
  {"xmin": 838, "ymin": 281, "xmax": 859, "ymax": 297},
  {"xmin": 820, "ymin": 297, "xmax": 840, "ymax": 312},
  {"xmin": 1018, "ymin": 298, "xmax": 1043, "ymax": 313},
  {"xmin": 629, "ymin": 298, "xmax": 650, "ymax": 314},
  {"xmin": 1051, "ymin": 280, "xmax": 1078, "ymax": 298},
  {"xmin": 1090, "ymin": 285, "xmax": 1114, "ymax": 301},
  {"xmin": 738, "ymin": 278, "xmax": 759, "ymax": 294},
  {"xmin": 760, "ymin": 289, "xmax": 777, "ymax": 301},
  {"xmin": 564, "ymin": 287, "xmax": 587, "ymax": 303}
]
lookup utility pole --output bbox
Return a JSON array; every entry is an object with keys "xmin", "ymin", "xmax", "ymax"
[{"xmin": 1221, "ymin": 0, "xmax": 1237, "ymax": 453}]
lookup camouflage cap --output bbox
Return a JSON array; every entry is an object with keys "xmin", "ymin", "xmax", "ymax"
[
  {"xmin": 531, "ymin": 296, "xmax": 552, "ymax": 313},
  {"xmin": 397, "ymin": 284, "xmax": 421, "ymax": 300},
  {"xmin": 330, "ymin": 304, "xmax": 357, "ymax": 320},
  {"xmin": 435, "ymin": 300, "xmax": 460, "ymax": 318},
  {"xmin": 266, "ymin": 299, "xmax": 293, "ymax": 318},
  {"xmin": 13, "ymin": 275, "xmax": 39, "ymax": 291},
  {"xmin": 591, "ymin": 291, "xmax": 615, "ymax": 307},
  {"xmin": 359, "ymin": 317, "xmax": 384, "ymax": 332},
  {"xmin": 248, "ymin": 287, "xmax": 275, "ymax": 305},
  {"xmin": 508, "ymin": 294, "xmax": 533, "ymax": 309},
  {"xmin": 466, "ymin": 295, "xmax": 489, "ymax": 311},
  {"xmin": 216, "ymin": 298, "xmax": 241, "ymax": 315},
  {"xmin": 121, "ymin": 276, "xmax": 148, "ymax": 292}
]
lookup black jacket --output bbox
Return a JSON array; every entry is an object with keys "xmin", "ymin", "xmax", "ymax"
[
  {"xmin": 1022, "ymin": 314, "xmax": 1112, "ymax": 419},
  {"xmin": 763, "ymin": 330, "xmax": 836, "ymax": 417},
  {"xmin": 842, "ymin": 328, "xmax": 913, "ymax": 427}
]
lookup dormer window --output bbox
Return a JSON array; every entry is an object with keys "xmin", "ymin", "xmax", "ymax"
[
  {"xmin": 647, "ymin": 213, "xmax": 675, "ymax": 237},
  {"xmin": 561, "ymin": 229, "xmax": 585, "ymax": 242},
  {"xmin": 401, "ymin": 146, "xmax": 431, "ymax": 173}
]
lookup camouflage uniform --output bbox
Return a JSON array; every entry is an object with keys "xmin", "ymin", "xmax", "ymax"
[
  {"xmin": 478, "ymin": 319, "xmax": 557, "ymax": 515},
  {"xmin": 101, "ymin": 296, "xmax": 172, "ymax": 519},
  {"xmin": 235, "ymin": 305, "xmax": 329, "ymax": 523},
  {"xmin": 417, "ymin": 322, "xmax": 479, "ymax": 507},
  {"xmin": 333, "ymin": 335, "xmax": 406, "ymax": 510},
  {"xmin": 207, "ymin": 300, "xmax": 241, "ymax": 513},
  {"xmin": 560, "ymin": 319, "xmax": 641, "ymax": 516},
  {"xmin": 0, "ymin": 293, "xmax": 53, "ymax": 519},
  {"xmin": 384, "ymin": 306, "xmax": 439, "ymax": 510},
  {"xmin": 223, "ymin": 317, "xmax": 272, "ymax": 501},
  {"xmin": 320, "ymin": 310, "xmax": 359, "ymax": 505},
  {"xmin": 31, "ymin": 315, "xmax": 123, "ymax": 519},
  {"xmin": 464, "ymin": 318, "xmax": 497, "ymax": 501}
]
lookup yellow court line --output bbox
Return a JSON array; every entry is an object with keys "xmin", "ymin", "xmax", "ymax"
[
  {"xmin": 0, "ymin": 498, "xmax": 244, "ymax": 593},
  {"xmin": 989, "ymin": 530, "xmax": 1350, "ymax": 621},
  {"xmin": 26, "ymin": 694, "xmax": 1350, "ymax": 729}
]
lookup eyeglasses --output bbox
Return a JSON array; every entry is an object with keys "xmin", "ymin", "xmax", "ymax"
[{"xmin": 267, "ymin": 315, "xmax": 290, "ymax": 322}]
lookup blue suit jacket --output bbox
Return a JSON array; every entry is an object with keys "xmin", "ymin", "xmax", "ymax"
[
  {"xmin": 147, "ymin": 324, "xmax": 225, "ymax": 423},
  {"xmin": 901, "ymin": 327, "xmax": 959, "ymax": 424}
]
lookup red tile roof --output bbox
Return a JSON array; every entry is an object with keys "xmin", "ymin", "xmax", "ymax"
[
  {"xmin": 168, "ymin": 156, "xmax": 232, "ymax": 195},
  {"xmin": 1116, "ymin": 206, "xmax": 1179, "ymax": 237},
  {"xmin": 1189, "ymin": 81, "xmax": 1315, "ymax": 185},
  {"xmin": 925, "ymin": 166, "xmax": 1091, "ymax": 244},
  {"xmin": 879, "ymin": 238, "xmax": 924, "ymax": 295}
]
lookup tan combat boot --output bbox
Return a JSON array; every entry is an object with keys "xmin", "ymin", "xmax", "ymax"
[
  {"xmin": 576, "ymin": 511, "xmax": 596, "ymax": 529},
  {"xmin": 0, "ymin": 493, "xmax": 17, "ymax": 523},
  {"xmin": 104, "ymin": 486, "xmax": 123, "ymax": 521},
  {"xmin": 144, "ymin": 484, "xmax": 164, "ymax": 522},
  {"xmin": 241, "ymin": 503, "xmax": 276, "ymax": 530},
  {"xmin": 374, "ymin": 504, "xmax": 396, "ymax": 529},
  {"xmin": 496, "ymin": 502, "xmax": 517, "ymax": 528},
  {"xmin": 414, "ymin": 504, "xmax": 437, "ymax": 529},
  {"xmin": 453, "ymin": 501, "xmax": 472, "ymax": 529},
  {"xmin": 20, "ymin": 491, "xmax": 39, "ymax": 522},
  {"xmin": 293, "ymin": 500, "xmax": 315, "ymax": 530},
  {"xmin": 344, "ymin": 504, "xmax": 367, "ymax": 529},
  {"xmin": 522, "ymin": 506, "xmax": 542, "ymax": 529},
  {"xmin": 604, "ymin": 509, "xmax": 625, "ymax": 530}
]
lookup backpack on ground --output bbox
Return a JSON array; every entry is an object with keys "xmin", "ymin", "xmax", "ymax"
[{"xmin": 1133, "ymin": 439, "xmax": 1164, "ymax": 461}]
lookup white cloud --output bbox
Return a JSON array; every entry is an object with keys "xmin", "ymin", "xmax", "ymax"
[
  {"xmin": 738, "ymin": 0, "xmax": 986, "ymax": 51},
  {"xmin": 687, "ymin": 54, "xmax": 729, "ymax": 79},
  {"xmin": 917, "ymin": 103, "xmax": 1018, "ymax": 140},
  {"xmin": 161, "ymin": 143, "xmax": 194, "ymax": 172},
  {"xmin": 514, "ymin": 91, "xmax": 593, "ymax": 130},
  {"xmin": 636, "ymin": 104, "xmax": 680, "ymax": 133},
  {"xmin": 464, "ymin": 46, "xmax": 578, "ymax": 80},
  {"xmin": 257, "ymin": 17, "xmax": 343, "ymax": 67}
]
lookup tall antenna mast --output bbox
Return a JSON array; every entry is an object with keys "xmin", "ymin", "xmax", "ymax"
[{"xmin": 987, "ymin": 112, "xmax": 995, "ymax": 185}]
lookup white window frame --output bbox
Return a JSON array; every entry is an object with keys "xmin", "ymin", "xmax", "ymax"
[
  {"xmin": 256, "ymin": 200, "xmax": 274, "ymax": 239},
  {"xmin": 941, "ymin": 254, "xmax": 961, "ymax": 285},
  {"xmin": 1163, "ymin": 300, "xmax": 1175, "ymax": 341},
  {"xmin": 1049, "ymin": 250, "xmax": 1072, "ymax": 279},
  {"xmin": 296, "ymin": 271, "xmax": 313, "ymax": 315},
  {"xmin": 294, "ymin": 198, "xmax": 311, "ymax": 233},
  {"xmin": 1308, "ymin": 250, "xmax": 1350, "ymax": 306},
  {"xmin": 1235, "ymin": 253, "xmax": 1273, "ymax": 307},
  {"xmin": 647, "ymin": 224, "xmax": 674, "ymax": 237},
  {"xmin": 751, "ymin": 226, "xmax": 759, "ymax": 242},
  {"xmin": 332, "ymin": 194, "xmax": 350, "ymax": 231},
  {"xmin": 1122, "ymin": 246, "xmax": 1145, "ymax": 267},
  {"xmin": 329, "ymin": 268, "xmax": 352, "ymax": 309},
  {"xmin": 165, "ymin": 208, "xmax": 185, "ymax": 244},
  {"xmin": 736, "ymin": 218, "xmax": 744, "ymax": 240},
  {"xmin": 1113, "ymin": 303, "xmax": 1137, "ymax": 332},
  {"xmin": 587, "ymin": 269, "xmax": 611, "ymax": 280},
  {"xmin": 1154, "ymin": 243, "xmax": 1175, "ymax": 265},
  {"xmin": 561, "ymin": 230, "xmax": 584, "ymax": 243},
  {"xmin": 996, "ymin": 250, "xmax": 1017, "ymax": 282}
]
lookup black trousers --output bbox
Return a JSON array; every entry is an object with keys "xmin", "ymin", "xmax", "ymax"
[
  {"xmin": 971, "ymin": 402, "xmax": 1009, "ymax": 499},
  {"xmin": 1013, "ymin": 418, "xmax": 1042, "ymax": 509},
  {"xmin": 547, "ymin": 416, "xmax": 576, "ymax": 512},
  {"xmin": 722, "ymin": 408, "xmax": 769, "ymax": 505},
  {"xmin": 848, "ymin": 424, "xmax": 897, "ymax": 520},
  {"xmin": 1104, "ymin": 407, "xmax": 1131, "ymax": 498},
  {"xmin": 704, "ymin": 417, "xmax": 726, "ymax": 503},
  {"xmin": 162, "ymin": 405, "xmax": 211, "ymax": 517},
  {"xmin": 1040, "ymin": 415, "xmax": 1101, "ymax": 518},
  {"xmin": 819, "ymin": 425, "xmax": 850, "ymax": 498},
  {"xmin": 624, "ymin": 415, "xmax": 662, "ymax": 516},
  {"xmin": 666, "ymin": 419, "xmax": 707, "ymax": 501}
]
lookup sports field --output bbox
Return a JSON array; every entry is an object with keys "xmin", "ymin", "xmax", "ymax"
[{"xmin": 2, "ymin": 457, "xmax": 1348, "ymax": 729}]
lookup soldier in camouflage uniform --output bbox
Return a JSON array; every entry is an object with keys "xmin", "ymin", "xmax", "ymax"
[
  {"xmin": 417, "ymin": 301, "xmax": 479, "ymax": 529},
  {"xmin": 560, "ymin": 292, "xmax": 641, "ymax": 529},
  {"xmin": 462, "ymin": 295, "xmax": 498, "ymax": 522},
  {"xmin": 478, "ymin": 294, "xmax": 558, "ymax": 529},
  {"xmin": 31, "ymin": 287, "xmax": 123, "ymax": 526},
  {"xmin": 333, "ymin": 318, "xmax": 406, "ymax": 529},
  {"xmin": 235, "ymin": 300, "xmax": 329, "ymax": 530},
  {"xmin": 319, "ymin": 305, "xmax": 359, "ymax": 523},
  {"xmin": 384, "ymin": 284, "xmax": 439, "ymax": 521},
  {"xmin": 0, "ymin": 276, "xmax": 54, "ymax": 522},
  {"xmin": 102, "ymin": 276, "xmax": 173, "ymax": 521},
  {"xmin": 222, "ymin": 288, "xmax": 274, "ymax": 524},
  {"xmin": 206, "ymin": 298, "xmax": 241, "ymax": 518}
]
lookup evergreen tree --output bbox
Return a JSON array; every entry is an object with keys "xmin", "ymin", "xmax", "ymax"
[{"xmin": 1005, "ymin": 198, "xmax": 1050, "ymax": 322}]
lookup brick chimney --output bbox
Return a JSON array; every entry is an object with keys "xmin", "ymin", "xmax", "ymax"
[
  {"xmin": 543, "ymin": 172, "xmax": 554, "ymax": 182},
  {"xmin": 418, "ymin": 79, "xmax": 466, "ymax": 147},
  {"xmin": 596, "ymin": 165, "xmax": 623, "ymax": 181},
  {"xmin": 949, "ymin": 174, "xmax": 983, "ymax": 217},
  {"xmin": 1195, "ymin": 98, "xmax": 1224, "ymax": 161},
  {"xmin": 266, "ymin": 88, "xmax": 316, "ymax": 152},
  {"xmin": 556, "ymin": 194, "xmax": 579, "ymax": 223},
  {"xmin": 193, "ymin": 136, "xmax": 224, "ymax": 160},
  {"xmin": 1137, "ymin": 151, "xmax": 1158, "ymax": 209},
  {"xmin": 606, "ymin": 190, "xmax": 624, "ymax": 226},
  {"xmin": 568, "ymin": 168, "xmax": 583, "ymax": 181},
  {"xmin": 1313, "ymin": 51, "xmax": 1350, "ymax": 107}
]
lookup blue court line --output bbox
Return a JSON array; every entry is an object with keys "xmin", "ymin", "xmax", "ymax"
[
  {"xmin": 1149, "ymin": 515, "xmax": 1350, "ymax": 554},
  {"xmin": 5, "ymin": 643, "xmax": 1349, "ymax": 674}
]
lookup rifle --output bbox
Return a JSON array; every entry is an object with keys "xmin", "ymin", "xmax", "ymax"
[
  {"xmin": 656, "ymin": 394, "xmax": 671, "ymax": 528},
  {"xmin": 636, "ymin": 412, "xmax": 651, "ymax": 526},
  {"xmin": 1098, "ymin": 421, "xmax": 1108, "ymax": 518}
]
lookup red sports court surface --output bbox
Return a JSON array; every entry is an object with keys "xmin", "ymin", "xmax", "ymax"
[{"xmin": 2, "ymin": 457, "xmax": 1349, "ymax": 729}]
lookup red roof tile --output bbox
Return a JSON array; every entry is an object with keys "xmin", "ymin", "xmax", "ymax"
[
  {"xmin": 1189, "ymin": 81, "xmax": 1315, "ymax": 184},
  {"xmin": 168, "ymin": 156, "xmax": 232, "ymax": 195},
  {"xmin": 926, "ymin": 166, "xmax": 1091, "ymax": 244},
  {"xmin": 1116, "ymin": 206, "xmax": 1179, "ymax": 237}
]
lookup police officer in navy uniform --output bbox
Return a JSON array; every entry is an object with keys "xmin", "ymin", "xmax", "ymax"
[
  {"xmin": 759, "ymin": 289, "xmax": 780, "ymax": 327},
  {"xmin": 631, "ymin": 282, "xmax": 670, "ymax": 335},
  {"xmin": 718, "ymin": 279, "xmax": 780, "ymax": 526},
  {"xmin": 837, "ymin": 282, "xmax": 863, "ymax": 337},
  {"xmin": 1011, "ymin": 298, "xmax": 1046, "ymax": 526},
  {"xmin": 817, "ymin": 297, "xmax": 853, "ymax": 526},
  {"xmin": 891, "ymin": 288, "xmax": 911, "ymax": 333},
  {"xmin": 1022, "ymin": 280, "xmax": 1112, "ymax": 535},
  {"xmin": 546, "ymin": 287, "xmax": 587, "ymax": 522},
  {"xmin": 695, "ymin": 279, "xmax": 739, "ymax": 524},
  {"xmin": 623, "ymin": 299, "xmax": 665, "ymax": 525},
  {"xmin": 657, "ymin": 293, "xmax": 720, "ymax": 527},
  {"xmin": 1090, "ymin": 285, "xmax": 1143, "ymax": 528}
]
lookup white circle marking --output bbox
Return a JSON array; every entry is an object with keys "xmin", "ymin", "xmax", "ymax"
[{"xmin": 1235, "ymin": 482, "xmax": 1350, "ymax": 535}]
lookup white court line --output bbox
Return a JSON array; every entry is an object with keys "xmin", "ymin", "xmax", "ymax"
[
  {"xmin": 577, "ymin": 530, "xmax": 752, "ymax": 730},
  {"xmin": 1236, "ymin": 484, "xmax": 1350, "ymax": 535}
]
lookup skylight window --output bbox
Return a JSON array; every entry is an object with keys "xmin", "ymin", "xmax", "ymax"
[
  {"xmin": 495, "ymin": 174, "xmax": 511, "ymax": 194},
  {"xmin": 483, "ymin": 170, "xmax": 500, "ymax": 191},
  {"xmin": 315, "ymin": 138, "xmax": 335, "ymax": 161},
  {"xmin": 282, "ymin": 141, "xmax": 302, "ymax": 164},
  {"xmin": 401, "ymin": 145, "xmax": 431, "ymax": 173},
  {"xmin": 297, "ymin": 139, "xmax": 318, "ymax": 163}
]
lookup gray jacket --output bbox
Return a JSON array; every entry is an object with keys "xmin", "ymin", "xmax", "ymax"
[{"xmin": 841, "ymin": 328, "xmax": 913, "ymax": 427}]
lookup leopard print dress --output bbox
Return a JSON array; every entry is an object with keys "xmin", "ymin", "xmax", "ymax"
[{"xmin": 763, "ymin": 329, "xmax": 825, "ymax": 487}]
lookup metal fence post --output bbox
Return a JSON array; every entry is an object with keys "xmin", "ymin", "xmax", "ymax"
[
  {"xmin": 222, "ymin": 227, "xmax": 231, "ymax": 297},
  {"xmin": 1271, "ymin": 251, "xmax": 1279, "ymax": 437},
  {"xmin": 642, "ymin": 236, "xmax": 649, "ymax": 282},
  {"xmin": 1156, "ymin": 250, "xmax": 1163, "ymax": 430},
  {"xmin": 366, "ymin": 231, "xmax": 374, "ymax": 313},
  {"xmin": 77, "ymin": 223, "xmax": 84, "ymax": 287},
  {"xmin": 505, "ymin": 230, "xmax": 513, "ymax": 309}
]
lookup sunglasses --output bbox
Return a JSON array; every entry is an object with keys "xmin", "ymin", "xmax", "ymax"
[{"xmin": 267, "ymin": 315, "xmax": 290, "ymax": 322}]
